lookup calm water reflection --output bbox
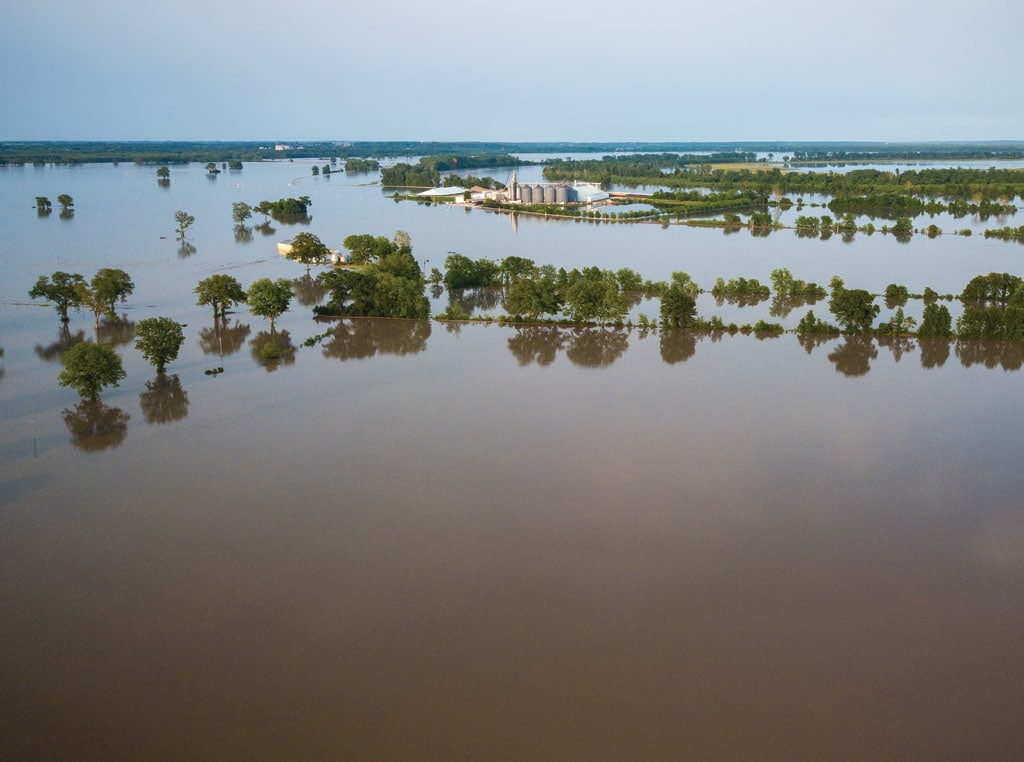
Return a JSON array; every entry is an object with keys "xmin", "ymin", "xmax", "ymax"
[
  {"xmin": 2, "ymin": 162, "xmax": 1023, "ymax": 760},
  {"xmin": 139, "ymin": 374, "xmax": 189, "ymax": 425},
  {"xmin": 61, "ymin": 399, "xmax": 130, "ymax": 451}
]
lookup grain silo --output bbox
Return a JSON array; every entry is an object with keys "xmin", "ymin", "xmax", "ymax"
[
  {"xmin": 520, "ymin": 184, "xmax": 533, "ymax": 204},
  {"xmin": 543, "ymin": 185, "xmax": 557, "ymax": 204},
  {"xmin": 555, "ymin": 184, "xmax": 569, "ymax": 204}
]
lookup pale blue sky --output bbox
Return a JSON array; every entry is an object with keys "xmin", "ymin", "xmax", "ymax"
[{"xmin": 2, "ymin": 0, "xmax": 1021, "ymax": 142}]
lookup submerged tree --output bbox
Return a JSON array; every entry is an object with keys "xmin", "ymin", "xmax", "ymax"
[
  {"xmin": 231, "ymin": 202, "xmax": 252, "ymax": 225},
  {"xmin": 286, "ymin": 232, "xmax": 330, "ymax": 274},
  {"xmin": 247, "ymin": 278, "xmax": 293, "ymax": 330},
  {"xmin": 58, "ymin": 341, "xmax": 126, "ymax": 400},
  {"xmin": 134, "ymin": 317, "xmax": 185, "ymax": 373},
  {"xmin": 29, "ymin": 271, "xmax": 86, "ymax": 322},
  {"xmin": 194, "ymin": 274, "xmax": 246, "ymax": 318},
  {"xmin": 175, "ymin": 210, "xmax": 195, "ymax": 240}
]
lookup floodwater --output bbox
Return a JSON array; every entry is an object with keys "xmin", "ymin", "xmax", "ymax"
[{"xmin": 2, "ymin": 160, "xmax": 1023, "ymax": 760}]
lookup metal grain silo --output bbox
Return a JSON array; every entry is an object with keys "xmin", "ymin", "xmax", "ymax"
[
  {"xmin": 533, "ymin": 185, "xmax": 544, "ymax": 202},
  {"xmin": 543, "ymin": 185, "xmax": 557, "ymax": 204},
  {"xmin": 520, "ymin": 184, "xmax": 533, "ymax": 204},
  {"xmin": 555, "ymin": 184, "xmax": 569, "ymax": 204}
]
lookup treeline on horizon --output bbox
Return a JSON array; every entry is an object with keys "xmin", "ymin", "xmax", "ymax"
[{"xmin": 5, "ymin": 140, "xmax": 1024, "ymax": 167}]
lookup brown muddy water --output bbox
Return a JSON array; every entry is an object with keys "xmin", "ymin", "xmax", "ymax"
[{"xmin": 2, "ymin": 162, "xmax": 1023, "ymax": 760}]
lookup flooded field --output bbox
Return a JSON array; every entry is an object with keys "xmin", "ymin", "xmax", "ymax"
[{"xmin": 2, "ymin": 160, "xmax": 1023, "ymax": 760}]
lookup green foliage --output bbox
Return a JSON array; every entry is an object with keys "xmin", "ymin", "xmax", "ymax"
[
  {"xmin": 174, "ymin": 210, "xmax": 195, "ymax": 239},
  {"xmin": 770, "ymin": 268, "xmax": 826, "ymax": 298},
  {"xmin": 563, "ymin": 267, "xmax": 626, "ymax": 325},
  {"xmin": 960, "ymin": 272, "xmax": 1023, "ymax": 303},
  {"xmin": 231, "ymin": 202, "xmax": 252, "ymax": 225},
  {"xmin": 615, "ymin": 268, "xmax": 644, "ymax": 292},
  {"xmin": 883, "ymin": 283, "xmax": 909, "ymax": 309},
  {"xmin": 342, "ymin": 233, "xmax": 396, "ymax": 264},
  {"xmin": 443, "ymin": 253, "xmax": 499, "ymax": 288},
  {"xmin": 156, "ymin": 166, "xmax": 170, "ymax": 179},
  {"xmin": 982, "ymin": 226, "xmax": 1024, "ymax": 241},
  {"xmin": 711, "ymin": 277, "xmax": 770, "ymax": 296},
  {"xmin": 319, "ymin": 236, "xmax": 429, "ymax": 319},
  {"xmin": 659, "ymin": 283, "xmax": 698, "ymax": 328},
  {"xmin": 311, "ymin": 165, "xmax": 319, "ymax": 176},
  {"xmin": 829, "ymin": 288, "xmax": 880, "ymax": 334},
  {"xmin": 918, "ymin": 303, "xmax": 953, "ymax": 338},
  {"xmin": 91, "ymin": 268, "xmax": 134, "ymax": 314},
  {"xmin": 247, "ymin": 278, "xmax": 293, "ymax": 329},
  {"xmin": 29, "ymin": 271, "xmax": 86, "ymax": 322},
  {"xmin": 58, "ymin": 342, "xmax": 125, "ymax": 400},
  {"xmin": 195, "ymin": 274, "xmax": 246, "ymax": 318},
  {"xmin": 57, "ymin": 194, "xmax": 74, "ymax": 210},
  {"xmin": 286, "ymin": 232, "xmax": 330, "ymax": 274},
  {"xmin": 257, "ymin": 197, "xmax": 311, "ymax": 220},
  {"xmin": 135, "ymin": 317, "xmax": 185, "ymax": 373},
  {"xmin": 345, "ymin": 158, "xmax": 380, "ymax": 173},
  {"xmin": 505, "ymin": 276, "xmax": 562, "ymax": 320},
  {"xmin": 876, "ymin": 307, "xmax": 917, "ymax": 336},
  {"xmin": 796, "ymin": 310, "xmax": 839, "ymax": 334},
  {"xmin": 35, "ymin": 196, "xmax": 52, "ymax": 212}
]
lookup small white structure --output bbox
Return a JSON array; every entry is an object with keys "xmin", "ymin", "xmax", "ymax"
[{"xmin": 417, "ymin": 186, "xmax": 466, "ymax": 199}]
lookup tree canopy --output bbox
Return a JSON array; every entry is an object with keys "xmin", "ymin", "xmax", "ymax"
[
  {"xmin": 58, "ymin": 342, "xmax": 126, "ymax": 400},
  {"xmin": 247, "ymin": 278, "xmax": 293, "ymax": 330},
  {"xmin": 286, "ymin": 232, "xmax": 330, "ymax": 274},
  {"xmin": 195, "ymin": 274, "xmax": 246, "ymax": 318},
  {"xmin": 29, "ymin": 271, "xmax": 86, "ymax": 322},
  {"xmin": 135, "ymin": 317, "xmax": 185, "ymax": 373}
]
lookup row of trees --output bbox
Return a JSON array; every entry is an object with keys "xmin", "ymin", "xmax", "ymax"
[
  {"xmin": 29, "ymin": 269, "xmax": 135, "ymax": 326},
  {"xmin": 34, "ymin": 195, "xmax": 74, "ymax": 219}
]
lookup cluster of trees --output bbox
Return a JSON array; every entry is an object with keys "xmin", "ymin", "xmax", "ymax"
[
  {"xmin": 381, "ymin": 155, "xmax": 527, "ymax": 187},
  {"xmin": 956, "ymin": 273, "xmax": 1024, "ymax": 339},
  {"xmin": 317, "ymin": 232, "xmax": 428, "ymax": 319},
  {"xmin": 252, "ymin": 196, "xmax": 311, "ymax": 222},
  {"xmin": 33, "ymin": 194, "xmax": 74, "ymax": 217},
  {"xmin": 29, "ymin": 269, "xmax": 135, "ymax": 326},
  {"xmin": 983, "ymin": 226, "xmax": 1024, "ymax": 241},
  {"xmin": 542, "ymin": 157, "xmax": 1024, "ymax": 201},
  {"xmin": 345, "ymin": 158, "xmax": 380, "ymax": 173}
]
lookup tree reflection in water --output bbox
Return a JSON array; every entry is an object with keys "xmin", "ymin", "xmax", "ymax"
[
  {"xmin": 877, "ymin": 335, "xmax": 915, "ymax": 363},
  {"xmin": 292, "ymin": 274, "xmax": 329, "ymax": 308},
  {"xmin": 507, "ymin": 326, "xmax": 564, "ymax": 366},
  {"xmin": 255, "ymin": 222, "xmax": 276, "ymax": 237},
  {"xmin": 828, "ymin": 336, "xmax": 878, "ymax": 377},
  {"xmin": 770, "ymin": 294, "xmax": 822, "ymax": 319},
  {"xmin": 198, "ymin": 318, "xmax": 251, "ymax": 358},
  {"xmin": 659, "ymin": 330, "xmax": 698, "ymax": 365},
  {"xmin": 448, "ymin": 287, "xmax": 502, "ymax": 316},
  {"xmin": 565, "ymin": 327, "xmax": 628, "ymax": 368},
  {"xmin": 956, "ymin": 339, "xmax": 1024, "ymax": 371},
  {"xmin": 177, "ymin": 241, "xmax": 197, "ymax": 259},
  {"xmin": 35, "ymin": 326, "xmax": 85, "ymax": 362},
  {"xmin": 918, "ymin": 338, "xmax": 950, "ymax": 369},
  {"xmin": 139, "ymin": 374, "xmax": 189, "ymax": 424},
  {"xmin": 233, "ymin": 224, "xmax": 253, "ymax": 244},
  {"xmin": 62, "ymin": 400, "xmax": 130, "ymax": 452},
  {"xmin": 796, "ymin": 333, "xmax": 835, "ymax": 355},
  {"xmin": 95, "ymin": 315, "xmax": 135, "ymax": 347},
  {"xmin": 321, "ymin": 319, "xmax": 431, "ymax": 361},
  {"xmin": 249, "ymin": 330, "xmax": 296, "ymax": 371}
]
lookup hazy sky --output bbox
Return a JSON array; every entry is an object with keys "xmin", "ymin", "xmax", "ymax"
[{"xmin": 2, "ymin": 0, "xmax": 1021, "ymax": 142}]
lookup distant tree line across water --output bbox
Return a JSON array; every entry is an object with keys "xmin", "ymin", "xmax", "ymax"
[{"xmin": 5, "ymin": 140, "xmax": 1024, "ymax": 167}]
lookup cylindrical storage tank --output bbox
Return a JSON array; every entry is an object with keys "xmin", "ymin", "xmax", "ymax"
[
  {"xmin": 520, "ymin": 184, "xmax": 533, "ymax": 204},
  {"xmin": 533, "ymin": 184, "xmax": 544, "ymax": 202},
  {"xmin": 543, "ymin": 185, "xmax": 557, "ymax": 204},
  {"xmin": 555, "ymin": 184, "xmax": 569, "ymax": 204}
]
